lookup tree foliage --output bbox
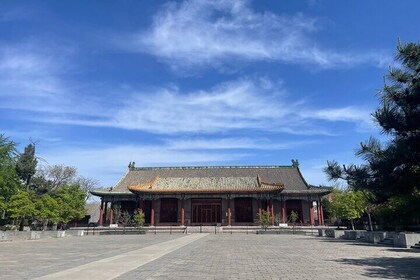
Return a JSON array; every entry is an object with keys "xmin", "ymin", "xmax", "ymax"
[
  {"xmin": 55, "ymin": 184, "xmax": 86, "ymax": 226},
  {"xmin": 0, "ymin": 196, "xmax": 5, "ymax": 213},
  {"xmin": 132, "ymin": 208, "xmax": 145, "ymax": 228},
  {"xmin": 7, "ymin": 191, "xmax": 36, "ymax": 221},
  {"xmin": 120, "ymin": 211, "xmax": 132, "ymax": 227},
  {"xmin": 324, "ymin": 189, "xmax": 367, "ymax": 229},
  {"xmin": 0, "ymin": 134, "xmax": 20, "ymax": 202},
  {"xmin": 324, "ymin": 41, "xmax": 420, "ymax": 225},
  {"xmin": 35, "ymin": 194, "xmax": 60, "ymax": 225},
  {"xmin": 288, "ymin": 211, "xmax": 299, "ymax": 224},
  {"xmin": 15, "ymin": 143, "xmax": 37, "ymax": 190},
  {"xmin": 258, "ymin": 210, "xmax": 272, "ymax": 230},
  {"xmin": 0, "ymin": 135, "xmax": 94, "ymax": 227}
]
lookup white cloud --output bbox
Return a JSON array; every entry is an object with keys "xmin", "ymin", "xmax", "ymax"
[
  {"xmin": 308, "ymin": 107, "xmax": 372, "ymax": 122},
  {"xmin": 119, "ymin": 0, "xmax": 390, "ymax": 69},
  {"xmin": 0, "ymin": 45, "xmax": 375, "ymax": 137},
  {"xmin": 110, "ymin": 78, "xmax": 290, "ymax": 133},
  {"xmin": 164, "ymin": 137, "xmax": 315, "ymax": 150},
  {"xmin": 2, "ymin": 61, "xmax": 374, "ymax": 136}
]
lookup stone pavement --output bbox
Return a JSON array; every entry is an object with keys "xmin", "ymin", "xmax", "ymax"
[{"xmin": 1, "ymin": 233, "xmax": 419, "ymax": 279}]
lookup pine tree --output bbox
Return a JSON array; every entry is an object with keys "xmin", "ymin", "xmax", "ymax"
[
  {"xmin": 16, "ymin": 143, "xmax": 38, "ymax": 190},
  {"xmin": 324, "ymin": 41, "xmax": 420, "ymax": 225}
]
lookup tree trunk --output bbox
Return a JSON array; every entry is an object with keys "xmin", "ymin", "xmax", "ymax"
[
  {"xmin": 19, "ymin": 218, "xmax": 24, "ymax": 231},
  {"xmin": 25, "ymin": 176, "xmax": 31, "ymax": 192},
  {"xmin": 366, "ymin": 210, "xmax": 373, "ymax": 231},
  {"xmin": 351, "ymin": 220, "xmax": 355, "ymax": 230},
  {"xmin": 43, "ymin": 219, "xmax": 48, "ymax": 231}
]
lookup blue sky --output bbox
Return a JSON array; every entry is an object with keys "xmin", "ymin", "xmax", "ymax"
[{"xmin": 1, "ymin": 0, "xmax": 419, "ymax": 188}]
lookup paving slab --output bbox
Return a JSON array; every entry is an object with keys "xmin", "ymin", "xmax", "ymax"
[
  {"xmin": 34, "ymin": 234, "xmax": 208, "ymax": 280},
  {"xmin": 1, "ymin": 233, "xmax": 419, "ymax": 280}
]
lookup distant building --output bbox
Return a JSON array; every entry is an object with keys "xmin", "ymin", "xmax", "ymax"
[{"xmin": 91, "ymin": 162, "xmax": 331, "ymax": 226}]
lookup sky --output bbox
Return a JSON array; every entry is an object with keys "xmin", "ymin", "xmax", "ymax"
[{"xmin": 0, "ymin": 0, "xmax": 419, "ymax": 188}]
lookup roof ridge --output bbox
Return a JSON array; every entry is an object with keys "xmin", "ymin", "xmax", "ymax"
[{"xmin": 131, "ymin": 165, "xmax": 294, "ymax": 171}]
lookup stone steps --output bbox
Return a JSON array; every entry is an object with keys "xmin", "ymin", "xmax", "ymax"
[{"xmin": 378, "ymin": 237, "xmax": 395, "ymax": 246}]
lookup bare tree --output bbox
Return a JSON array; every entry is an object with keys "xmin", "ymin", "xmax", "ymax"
[
  {"xmin": 33, "ymin": 165, "xmax": 99, "ymax": 199},
  {"xmin": 75, "ymin": 176, "xmax": 99, "ymax": 201}
]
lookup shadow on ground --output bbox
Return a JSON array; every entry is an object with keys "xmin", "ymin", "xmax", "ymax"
[{"xmin": 335, "ymin": 256, "xmax": 420, "ymax": 279}]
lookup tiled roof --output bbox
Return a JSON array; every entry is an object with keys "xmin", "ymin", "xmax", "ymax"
[
  {"xmin": 92, "ymin": 165, "xmax": 311, "ymax": 195},
  {"xmin": 129, "ymin": 176, "xmax": 284, "ymax": 193}
]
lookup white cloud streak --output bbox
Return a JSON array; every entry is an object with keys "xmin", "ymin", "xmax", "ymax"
[
  {"xmin": 164, "ymin": 137, "xmax": 315, "ymax": 150},
  {"xmin": 119, "ymin": 0, "xmax": 390, "ymax": 69},
  {"xmin": 0, "ymin": 43, "xmax": 374, "ymax": 136}
]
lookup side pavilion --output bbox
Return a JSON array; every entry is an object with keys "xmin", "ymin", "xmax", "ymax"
[{"xmin": 91, "ymin": 163, "xmax": 331, "ymax": 226}]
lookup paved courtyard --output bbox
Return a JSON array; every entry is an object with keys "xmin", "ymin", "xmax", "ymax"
[{"xmin": 1, "ymin": 233, "xmax": 419, "ymax": 279}]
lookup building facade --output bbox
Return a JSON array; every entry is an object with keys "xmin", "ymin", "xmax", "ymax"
[{"xmin": 91, "ymin": 163, "xmax": 331, "ymax": 226}]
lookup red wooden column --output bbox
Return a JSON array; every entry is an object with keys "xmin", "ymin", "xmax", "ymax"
[
  {"xmin": 258, "ymin": 198, "xmax": 262, "ymax": 222},
  {"xmin": 103, "ymin": 201, "xmax": 108, "ymax": 225},
  {"xmin": 181, "ymin": 197, "xmax": 185, "ymax": 226},
  {"xmin": 99, "ymin": 200, "xmax": 104, "ymax": 226},
  {"xmin": 270, "ymin": 199, "xmax": 274, "ymax": 225},
  {"xmin": 109, "ymin": 202, "xmax": 114, "ymax": 224},
  {"xmin": 281, "ymin": 199, "xmax": 286, "ymax": 223},
  {"xmin": 227, "ymin": 195, "xmax": 231, "ymax": 226},
  {"xmin": 308, "ymin": 200, "xmax": 314, "ymax": 225},
  {"xmin": 151, "ymin": 200, "xmax": 155, "ymax": 226},
  {"xmin": 319, "ymin": 201, "xmax": 324, "ymax": 225}
]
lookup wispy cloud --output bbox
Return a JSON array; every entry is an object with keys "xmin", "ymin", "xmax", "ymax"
[
  {"xmin": 1, "ymin": 55, "xmax": 374, "ymax": 136},
  {"xmin": 0, "ymin": 6, "xmax": 33, "ymax": 22},
  {"xmin": 28, "ymin": 77, "xmax": 370, "ymax": 135},
  {"xmin": 303, "ymin": 106, "xmax": 374, "ymax": 128},
  {"xmin": 0, "ymin": 43, "xmax": 73, "ymax": 115},
  {"xmin": 0, "ymin": 43, "xmax": 116, "ymax": 119},
  {"xmin": 0, "ymin": 43, "xmax": 374, "ymax": 137},
  {"xmin": 163, "ymin": 137, "xmax": 315, "ymax": 150},
  {"xmin": 117, "ymin": 0, "xmax": 390, "ymax": 70}
]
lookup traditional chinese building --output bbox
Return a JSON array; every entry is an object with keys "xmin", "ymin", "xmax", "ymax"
[{"xmin": 91, "ymin": 162, "xmax": 331, "ymax": 226}]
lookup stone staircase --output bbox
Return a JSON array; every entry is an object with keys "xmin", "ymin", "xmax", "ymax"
[{"xmin": 377, "ymin": 235, "xmax": 395, "ymax": 246}]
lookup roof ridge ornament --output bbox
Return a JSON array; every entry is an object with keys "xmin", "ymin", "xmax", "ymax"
[
  {"xmin": 291, "ymin": 159, "xmax": 299, "ymax": 168},
  {"xmin": 128, "ymin": 161, "xmax": 136, "ymax": 170}
]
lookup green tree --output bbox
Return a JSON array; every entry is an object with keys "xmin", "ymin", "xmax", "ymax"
[
  {"xmin": 34, "ymin": 194, "xmax": 60, "ymax": 230},
  {"xmin": 55, "ymin": 184, "xmax": 86, "ymax": 227},
  {"xmin": 324, "ymin": 41, "xmax": 420, "ymax": 226},
  {"xmin": 16, "ymin": 143, "xmax": 37, "ymax": 190},
  {"xmin": 132, "ymin": 208, "xmax": 145, "ymax": 228},
  {"xmin": 288, "ymin": 211, "xmax": 299, "ymax": 225},
  {"xmin": 0, "ymin": 196, "xmax": 5, "ymax": 213},
  {"xmin": 258, "ymin": 210, "xmax": 272, "ymax": 230},
  {"xmin": 0, "ymin": 134, "xmax": 21, "ymax": 218},
  {"xmin": 7, "ymin": 190, "xmax": 36, "ymax": 231},
  {"xmin": 325, "ymin": 189, "xmax": 367, "ymax": 230}
]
